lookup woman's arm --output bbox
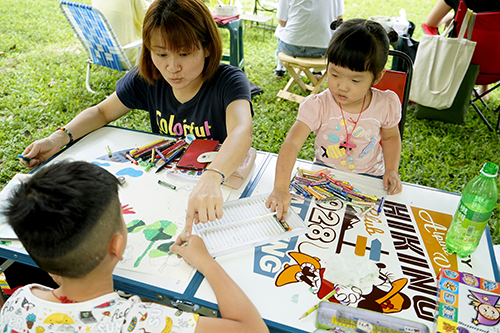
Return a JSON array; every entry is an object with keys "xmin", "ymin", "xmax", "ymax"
[
  {"xmin": 21, "ymin": 93, "xmax": 131, "ymax": 168},
  {"xmin": 381, "ymin": 126, "xmax": 402, "ymax": 195},
  {"xmin": 184, "ymin": 99, "xmax": 253, "ymax": 231},
  {"xmin": 266, "ymin": 120, "xmax": 311, "ymax": 221},
  {"xmin": 425, "ymin": 0, "xmax": 453, "ymax": 28}
]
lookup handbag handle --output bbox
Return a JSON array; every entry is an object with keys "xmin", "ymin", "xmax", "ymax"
[
  {"xmin": 455, "ymin": 9, "xmax": 472, "ymax": 40},
  {"xmin": 425, "ymin": 9, "xmax": 473, "ymax": 94},
  {"xmin": 467, "ymin": 12, "xmax": 476, "ymax": 40}
]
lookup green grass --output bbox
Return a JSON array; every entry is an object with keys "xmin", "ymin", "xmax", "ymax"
[{"xmin": 1, "ymin": 0, "xmax": 499, "ymax": 241}]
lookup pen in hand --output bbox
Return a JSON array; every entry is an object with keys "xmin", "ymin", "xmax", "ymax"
[{"xmin": 17, "ymin": 154, "xmax": 32, "ymax": 163}]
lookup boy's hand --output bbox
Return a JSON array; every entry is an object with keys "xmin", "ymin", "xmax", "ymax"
[
  {"xmin": 383, "ymin": 170, "xmax": 402, "ymax": 195},
  {"xmin": 265, "ymin": 188, "xmax": 291, "ymax": 221},
  {"xmin": 171, "ymin": 234, "xmax": 213, "ymax": 272}
]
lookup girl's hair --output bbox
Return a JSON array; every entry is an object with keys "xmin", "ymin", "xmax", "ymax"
[
  {"xmin": 327, "ymin": 19, "xmax": 391, "ymax": 78},
  {"xmin": 138, "ymin": 0, "xmax": 223, "ymax": 84}
]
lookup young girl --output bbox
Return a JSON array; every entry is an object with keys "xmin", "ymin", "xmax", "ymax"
[
  {"xmin": 266, "ymin": 19, "xmax": 403, "ymax": 220},
  {"xmin": 20, "ymin": 0, "xmax": 253, "ymax": 233}
]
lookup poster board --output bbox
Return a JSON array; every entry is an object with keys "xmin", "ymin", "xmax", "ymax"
[
  {"xmin": 0, "ymin": 126, "xmax": 266, "ymax": 298},
  {"xmin": 193, "ymin": 155, "xmax": 499, "ymax": 333}
]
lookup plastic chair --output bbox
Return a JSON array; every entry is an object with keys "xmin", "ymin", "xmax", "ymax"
[
  {"xmin": 374, "ymin": 50, "xmax": 413, "ymax": 139},
  {"xmin": 59, "ymin": 0, "xmax": 142, "ymax": 93},
  {"xmin": 216, "ymin": 19, "xmax": 245, "ymax": 70},
  {"xmin": 276, "ymin": 53, "xmax": 327, "ymax": 104},
  {"xmin": 454, "ymin": 1, "xmax": 500, "ymax": 132}
]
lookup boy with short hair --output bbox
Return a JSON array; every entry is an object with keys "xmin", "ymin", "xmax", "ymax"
[{"xmin": 0, "ymin": 161, "xmax": 268, "ymax": 333}]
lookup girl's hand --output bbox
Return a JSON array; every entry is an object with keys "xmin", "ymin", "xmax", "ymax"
[
  {"xmin": 184, "ymin": 171, "xmax": 224, "ymax": 234},
  {"xmin": 265, "ymin": 188, "xmax": 291, "ymax": 221},
  {"xmin": 383, "ymin": 169, "xmax": 402, "ymax": 195},
  {"xmin": 20, "ymin": 137, "xmax": 65, "ymax": 169}
]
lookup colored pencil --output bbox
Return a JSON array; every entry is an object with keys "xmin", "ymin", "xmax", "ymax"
[
  {"xmin": 299, "ymin": 287, "xmax": 339, "ymax": 320},
  {"xmin": 155, "ymin": 148, "xmax": 185, "ymax": 173}
]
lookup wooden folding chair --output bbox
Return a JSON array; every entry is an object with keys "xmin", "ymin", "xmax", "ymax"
[{"xmin": 276, "ymin": 52, "xmax": 327, "ymax": 103}]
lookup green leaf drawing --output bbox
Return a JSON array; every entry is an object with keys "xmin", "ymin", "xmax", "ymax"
[
  {"xmin": 149, "ymin": 241, "xmax": 175, "ymax": 258},
  {"xmin": 134, "ymin": 220, "xmax": 177, "ymax": 267},
  {"xmin": 127, "ymin": 220, "xmax": 146, "ymax": 233}
]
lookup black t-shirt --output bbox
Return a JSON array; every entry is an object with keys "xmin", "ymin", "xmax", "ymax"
[
  {"xmin": 116, "ymin": 63, "xmax": 252, "ymax": 143},
  {"xmin": 445, "ymin": 0, "xmax": 500, "ymax": 13}
]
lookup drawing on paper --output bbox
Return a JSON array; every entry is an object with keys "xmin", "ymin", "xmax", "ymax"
[{"xmin": 127, "ymin": 219, "xmax": 178, "ymax": 267}]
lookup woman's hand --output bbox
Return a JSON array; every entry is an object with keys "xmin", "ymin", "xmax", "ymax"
[
  {"xmin": 20, "ymin": 133, "xmax": 68, "ymax": 169},
  {"xmin": 184, "ymin": 170, "xmax": 224, "ymax": 234}
]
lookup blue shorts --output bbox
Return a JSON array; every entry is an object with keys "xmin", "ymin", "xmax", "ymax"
[{"xmin": 277, "ymin": 38, "xmax": 327, "ymax": 59}]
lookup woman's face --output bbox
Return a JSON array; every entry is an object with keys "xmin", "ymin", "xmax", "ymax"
[{"xmin": 150, "ymin": 32, "xmax": 208, "ymax": 94}]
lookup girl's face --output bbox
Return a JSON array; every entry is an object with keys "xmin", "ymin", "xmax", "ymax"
[
  {"xmin": 150, "ymin": 32, "xmax": 209, "ymax": 95},
  {"xmin": 327, "ymin": 63, "xmax": 383, "ymax": 112}
]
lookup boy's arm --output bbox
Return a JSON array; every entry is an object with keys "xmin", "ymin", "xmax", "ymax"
[
  {"xmin": 171, "ymin": 234, "xmax": 269, "ymax": 333},
  {"xmin": 381, "ymin": 126, "xmax": 402, "ymax": 195},
  {"xmin": 266, "ymin": 120, "xmax": 311, "ymax": 220}
]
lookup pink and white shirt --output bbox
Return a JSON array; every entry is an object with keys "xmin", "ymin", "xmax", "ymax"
[{"xmin": 297, "ymin": 88, "xmax": 401, "ymax": 176}]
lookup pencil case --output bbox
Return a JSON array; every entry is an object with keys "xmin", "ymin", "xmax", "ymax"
[{"xmin": 316, "ymin": 302, "xmax": 430, "ymax": 333}]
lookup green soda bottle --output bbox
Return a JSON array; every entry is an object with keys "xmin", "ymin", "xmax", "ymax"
[{"xmin": 445, "ymin": 162, "xmax": 498, "ymax": 258}]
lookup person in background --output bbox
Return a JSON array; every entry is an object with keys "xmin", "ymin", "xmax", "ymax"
[
  {"xmin": 423, "ymin": 0, "xmax": 500, "ymax": 97},
  {"xmin": 0, "ymin": 161, "xmax": 269, "ymax": 333},
  {"xmin": 19, "ymin": 0, "xmax": 253, "ymax": 234},
  {"xmin": 92, "ymin": 0, "xmax": 150, "ymax": 65},
  {"xmin": 274, "ymin": 0, "xmax": 344, "ymax": 78},
  {"xmin": 266, "ymin": 19, "xmax": 403, "ymax": 221},
  {"xmin": 423, "ymin": 0, "xmax": 500, "ymax": 35}
]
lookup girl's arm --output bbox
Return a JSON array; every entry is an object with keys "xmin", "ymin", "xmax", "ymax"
[
  {"xmin": 171, "ymin": 234, "xmax": 269, "ymax": 333},
  {"xmin": 266, "ymin": 120, "xmax": 311, "ymax": 221},
  {"xmin": 21, "ymin": 93, "xmax": 131, "ymax": 168},
  {"xmin": 185, "ymin": 99, "xmax": 253, "ymax": 232},
  {"xmin": 381, "ymin": 126, "xmax": 402, "ymax": 195}
]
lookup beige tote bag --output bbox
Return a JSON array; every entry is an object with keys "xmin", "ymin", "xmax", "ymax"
[{"xmin": 410, "ymin": 10, "xmax": 476, "ymax": 109}]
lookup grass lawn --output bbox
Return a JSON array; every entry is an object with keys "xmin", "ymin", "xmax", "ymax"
[{"xmin": 1, "ymin": 0, "xmax": 499, "ymax": 241}]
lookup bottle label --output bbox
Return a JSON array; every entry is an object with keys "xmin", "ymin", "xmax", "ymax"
[{"xmin": 456, "ymin": 201, "xmax": 491, "ymax": 223}]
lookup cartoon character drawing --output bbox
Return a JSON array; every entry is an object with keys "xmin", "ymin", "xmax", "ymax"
[
  {"xmin": 274, "ymin": 251, "xmax": 411, "ymax": 314},
  {"xmin": 443, "ymin": 281, "xmax": 458, "ymax": 292},
  {"xmin": 357, "ymin": 276, "xmax": 411, "ymax": 313},
  {"xmin": 482, "ymin": 280, "xmax": 499, "ymax": 291},
  {"xmin": 462, "ymin": 274, "xmax": 479, "ymax": 287},
  {"xmin": 275, "ymin": 252, "xmax": 332, "ymax": 300},
  {"xmin": 468, "ymin": 290, "xmax": 500, "ymax": 326}
]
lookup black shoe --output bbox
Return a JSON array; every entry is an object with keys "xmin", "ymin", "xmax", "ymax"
[{"xmin": 275, "ymin": 69, "xmax": 285, "ymax": 79}]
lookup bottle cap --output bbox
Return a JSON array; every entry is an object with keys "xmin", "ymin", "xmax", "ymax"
[{"xmin": 480, "ymin": 162, "xmax": 499, "ymax": 178}]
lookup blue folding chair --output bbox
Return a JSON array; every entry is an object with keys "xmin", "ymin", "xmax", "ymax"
[{"xmin": 59, "ymin": 1, "xmax": 142, "ymax": 93}]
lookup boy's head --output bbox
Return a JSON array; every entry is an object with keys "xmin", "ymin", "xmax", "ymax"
[
  {"xmin": 5, "ymin": 161, "xmax": 122, "ymax": 279},
  {"xmin": 327, "ymin": 19, "xmax": 391, "ymax": 80}
]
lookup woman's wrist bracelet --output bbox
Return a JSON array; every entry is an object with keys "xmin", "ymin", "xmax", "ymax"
[
  {"xmin": 57, "ymin": 127, "xmax": 74, "ymax": 145},
  {"xmin": 203, "ymin": 168, "xmax": 226, "ymax": 185}
]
